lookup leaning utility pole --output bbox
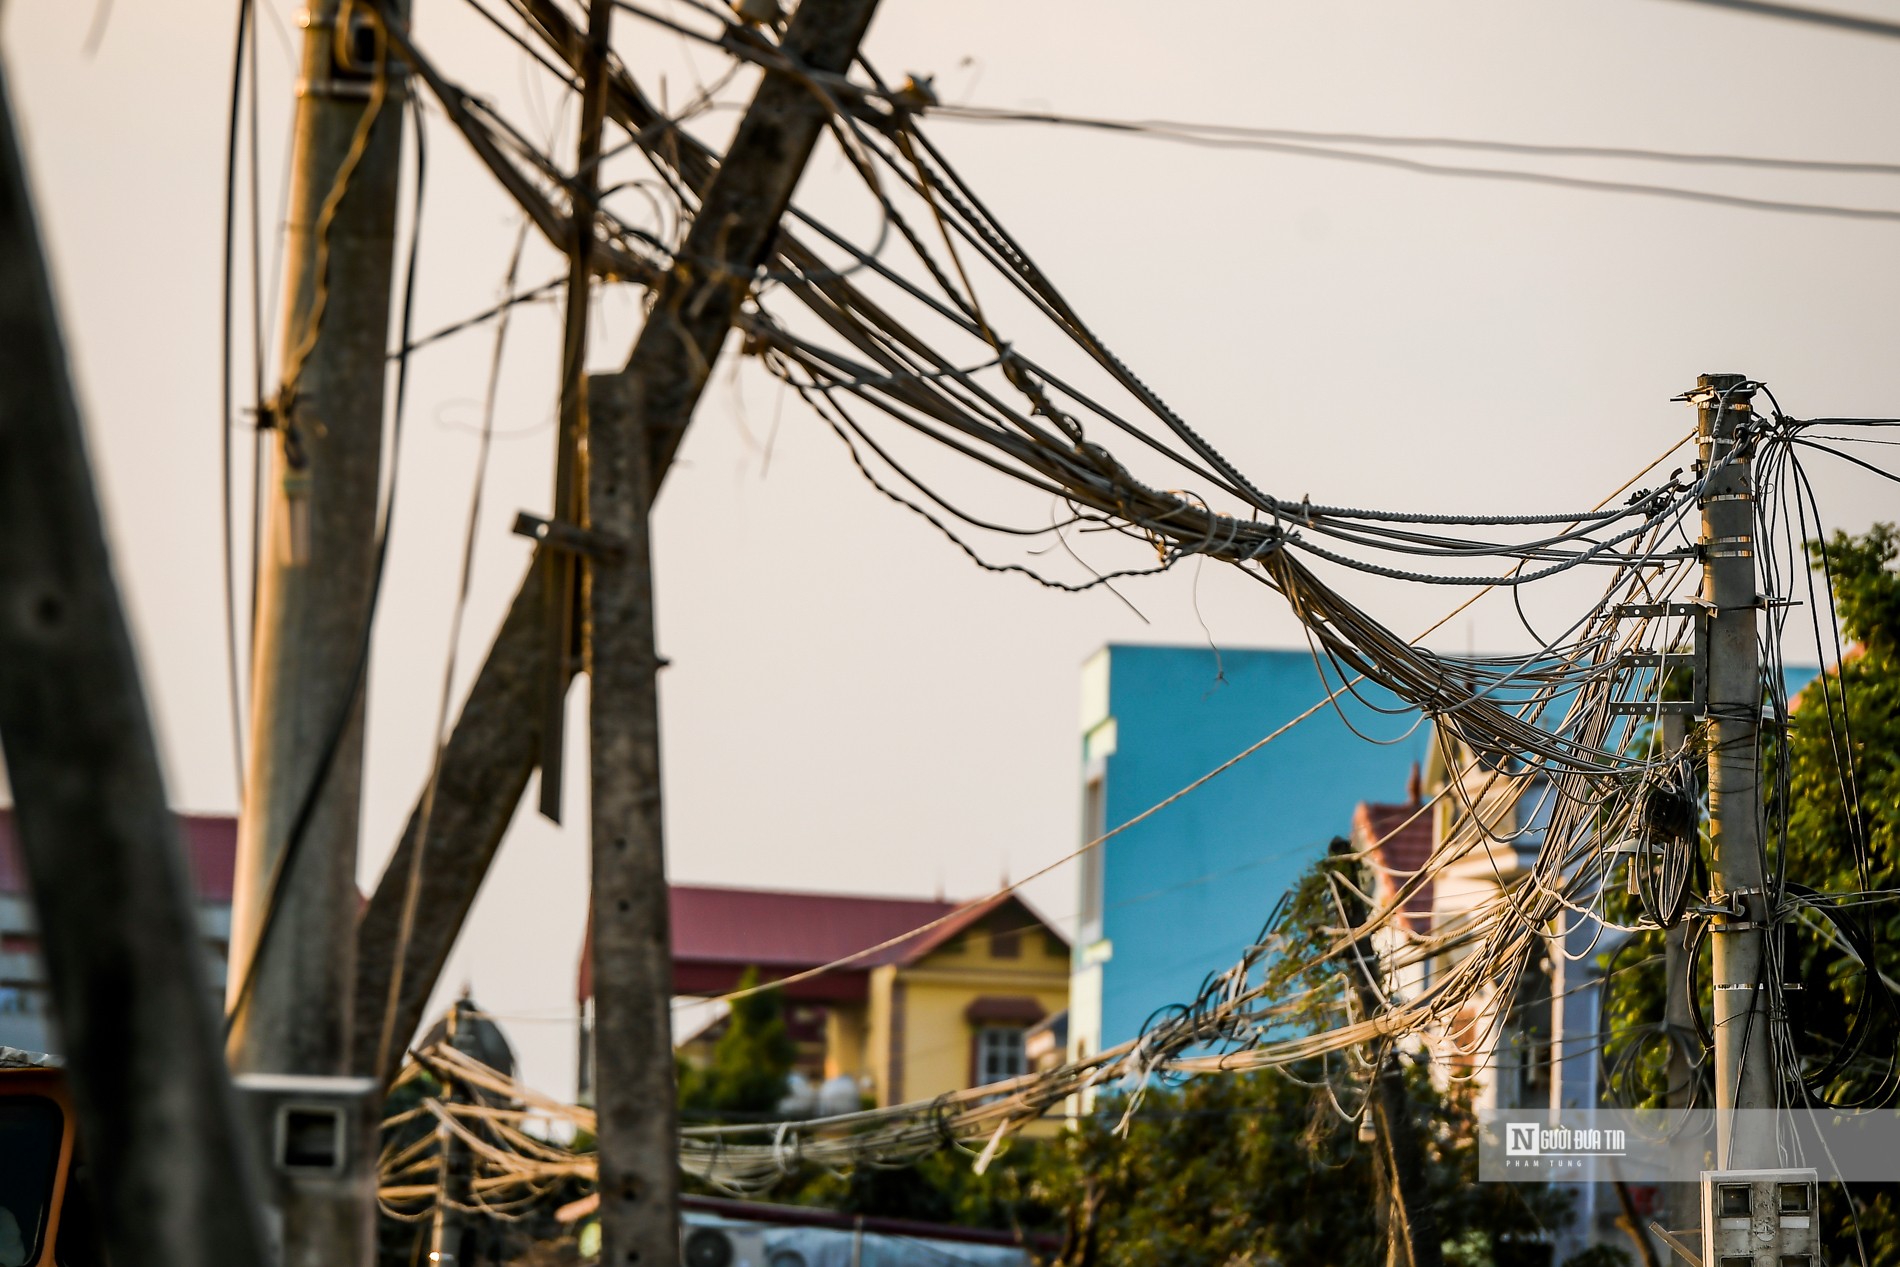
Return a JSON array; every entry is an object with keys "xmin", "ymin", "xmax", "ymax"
[
  {"xmin": 227, "ymin": 1, "xmax": 410, "ymax": 1262},
  {"xmin": 1330, "ymin": 839, "xmax": 1441, "ymax": 1267},
  {"xmin": 354, "ymin": 0, "xmax": 887, "ymax": 1083},
  {"xmin": 0, "ymin": 57, "xmax": 271, "ymax": 1267},
  {"xmin": 582, "ymin": 0, "xmax": 880, "ymax": 1261},
  {"xmin": 1692, "ymin": 372, "xmax": 1776, "ymax": 1167}
]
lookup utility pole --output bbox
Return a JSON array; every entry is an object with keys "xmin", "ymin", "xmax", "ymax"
[
  {"xmin": 582, "ymin": 1, "xmax": 880, "ymax": 1261},
  {"xmin": 354, "ymin": 0, "xmax": 883, "ymax": 1090},
  {"xmin": 0, "ymin": 58, "xmax": 271, "ymax": 1267},
  {"xmin": 533, "ymin": 0, "xmax": 617, "ymax": 826},
  {"xmin": 427, "ymin": 999, "xmax": 479, "ymax": 1267},
  {"xmin": 227, "ymin": 1, "xmax": 410, "ymax": 1262},
  {"xmin": 1691, "ymin": 372, "xmax": 1776, "ymax": 1168},
  {"xmin": 1330, "ymin": 839, "xmax": 1441, "ymax": 1267}
]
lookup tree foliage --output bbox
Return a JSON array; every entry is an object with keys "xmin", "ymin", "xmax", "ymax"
[
  {"xmin": 1776, "ymin": 526, "xmax": 1900, "ymax": 1261},
  {"xmin": 678, "ymin": 967, "xmax": 798, "ymax": 1115},
  {"xmin": 771, "ymin": 861, "xmax": 1593, "ymax": 1265},
  {"xmin": 1601, "ymin": 525, "xmax": 1900, "ymax": 1263}
]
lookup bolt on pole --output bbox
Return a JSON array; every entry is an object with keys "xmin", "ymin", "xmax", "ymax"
[{"xmin": 1692, "ymin": 372, "xmax": 1778, "ymax": 1168}]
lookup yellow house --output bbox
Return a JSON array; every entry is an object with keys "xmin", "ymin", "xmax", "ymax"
[
  {"xmin": 863, "ymin": 893, "xmax": 1070, "ymax": 1110},
  {"xmin": 578, "ymin": 886, "xmax": 1069, "ymax": 1118}
]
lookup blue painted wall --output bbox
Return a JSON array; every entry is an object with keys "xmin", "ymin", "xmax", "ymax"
[
  {"xmin": 1076, "ymin": 646, "xmax": 1823, "ymax": 1055},
  {"xmin": 1082, "ymin": 645, "xmax": 1428, "ymax": 1052}
]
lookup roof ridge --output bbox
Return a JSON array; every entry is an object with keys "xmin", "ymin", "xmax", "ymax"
[{"xmin": 669, "ymin": 882, "xmax": 962, "ymax": 907}]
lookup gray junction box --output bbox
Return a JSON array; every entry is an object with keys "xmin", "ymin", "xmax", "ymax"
[{"xmin": 1700, "ymin": 1168, "xmax": 1819, "ymax": 1267}]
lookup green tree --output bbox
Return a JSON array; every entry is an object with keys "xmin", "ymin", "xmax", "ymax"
[
  {"xmin": 1010, "ymin": 856, "xmax": 1582, "ymax": 1267},
  {"xmin": 679, "ymin": 967, "xmax": 798, "ymax": 1115},
  {"xmin": 1027, "ymin": 1065, "xmax": 1581, "ymax": 1267},
  {"xmin": 1775, "ymin": 526, "xmax": 1900, "ymax": 1261},
  {"xmin": 1601, "ymin": 525, "xmax": 1900, "ymax": 1263},
  {"xmin": 769, "ymin": 858, "xmax": 1589, "ymax": 1266}
]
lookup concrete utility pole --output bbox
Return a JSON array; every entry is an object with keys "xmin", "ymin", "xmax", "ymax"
[
  {"xmin": 227, "ymin": 2, "xmax": 410, "ymax": 1261},
  {"xmin": 582, "ymin": 1, "xmax": 881, "ymax": 1260},
  {"xmin": 355, "ymin": 0, "xmax": 884, "ymax": 1099},
  {"xmin": 229, "ymin": 0, "xmax": 407, "ymax": 1066},
  {"xmin": 0, "ymin": 59, "xmax": 271, "ymax": 1267},
  {"xmin": 581, "ymin": 375, "xmax": 678, "ymax": 1267},
  {"xmin": 1329, "ymin": 839, "xmax": 1441, "ymax": 1267},
  {"xmin": 1692, "ymin": 373, "xmax": 1777, "ymax": 1167}
]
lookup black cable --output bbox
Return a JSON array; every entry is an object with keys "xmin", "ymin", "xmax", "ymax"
[
  {"xmin": 929, "ymin": 107, "xmax": 1900, "ymax": 177},
  {"xmin": 1664, "ymin": 0, "xmax": 1900, "ymax": 40},
  {"xmin": 220, "ymin": 0, "xmax": 255, "ymax": 803},
  {"xmin": 915, "ymin": 104, "xmax": 1900, "ymax": 225},
  {"xmin": 1790, "ymin": 436, "xmax": 1900, "ymax": 486},
  {"xmin": 1783, "ymin": 885, "xmax": 1899, "ymax": 1105}
]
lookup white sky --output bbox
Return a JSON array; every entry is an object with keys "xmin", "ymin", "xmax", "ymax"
[{"xmin": 5, "ymin": 0, "xmax": 1898, "ymax": 1100}]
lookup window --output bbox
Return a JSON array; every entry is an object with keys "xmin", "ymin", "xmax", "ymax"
[
  {"xmin": 974, "ymin": 1027, "xmax": 1027, "ymax": 1086},
  {"xmin": 0, "ymin": 1095, "xmax": 64, "ymax": 1266},
  {"xmin": 1078, "ymin": 777, "xmax": 1106, "ymax": 943},
  {"xmin": 989, "ymin": 926, "xmax": 1020, "ymax": 959}
]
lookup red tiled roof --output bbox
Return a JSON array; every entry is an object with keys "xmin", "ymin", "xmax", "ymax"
[
  {"xmin": 671, "ymin": 884, "xmax": 960, "ymax": 971},
  {"xmin": 578, "ymin": 886, "xmax": 1067, "ymax": 1004},
  {"xmin": 0, "ymin": 809, "xmax": 237, "ymax": 903},
  {"xmin": 1355, "ymin": 800, "xmax": 1435, "ymax": 935}
]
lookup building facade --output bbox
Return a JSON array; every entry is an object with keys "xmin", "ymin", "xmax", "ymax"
[
  {"xmin": 0, "ymin": 808, "xmax": 237, "ymax": 1053},
  {"xmin": 1070, "ymin": 644, "xmax": 1428, "ymax": 1067},
  {"xmin": 578, "ymin": 886, "xmax": 1068, "ymax": 1113}
]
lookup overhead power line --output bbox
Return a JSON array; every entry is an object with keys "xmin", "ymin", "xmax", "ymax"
[
  {"xmin": 599, "ymin": 0, "xmax": 1900, "ymax": 224},
  {"xmin": 932, "ymin": 107, "xmax": 1900, "ymax": 178},
  {"xmin": 355, "ymin": 0, "xmax": 1900, "ymax": 1204},
  {"xmin": 926, "ymin": 113, "xmax": 1900, "ymax": 224},
  {"xmin": 1663, "ymin": 0, "xmax": 1900, "ymax": 39}
]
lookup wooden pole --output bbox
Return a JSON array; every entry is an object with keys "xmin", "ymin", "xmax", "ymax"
[
  {"xmin": 0, "ymin": 56, "xmax": 271, "ymax": 1267},
  {"xmin": 1330, "ymin": 839, "xmax": 1442, "ymax": 1267}
]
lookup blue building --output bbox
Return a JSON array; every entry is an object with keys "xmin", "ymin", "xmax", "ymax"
[{"xmin": 1069, "ymin": 644, "xmax": 1429, "ymax": 1063}]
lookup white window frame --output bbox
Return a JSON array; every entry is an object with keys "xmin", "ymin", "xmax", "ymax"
[{"xmin": 974, "ymin": 1026, "xmax": 1027, "ymax": 1086}]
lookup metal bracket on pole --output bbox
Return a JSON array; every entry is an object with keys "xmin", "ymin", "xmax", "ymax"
[
  {"xmin": 511, "ymin": 511, "xmax": 626, "ymax": 561},
  {"xmin": 1613, "ymin": 602, "xmax": 1704, "ymax": 619},
  {"xmin": 1608, "ymin": 606, "xmax": 1710, "ymax": 716}
]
